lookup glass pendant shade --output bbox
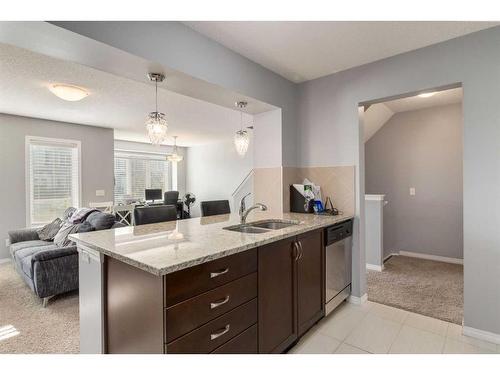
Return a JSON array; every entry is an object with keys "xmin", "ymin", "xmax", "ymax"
[
  {"xmin": 167, "ymin": 136, "xmax": 184, "ymax": 162},
  {"xmin": 234, "ymin": 101, "xmax": 250, "ymax": 157},
  {"xmin": 234, "ymin": 129, "xmax": 250, "ymax": 157},
  {"xmin": 145, "ymin": 112, "xmax": 168, "ymax": 145}
]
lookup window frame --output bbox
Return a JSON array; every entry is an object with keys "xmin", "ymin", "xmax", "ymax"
[
  {"xmin": 25, "ymin": 136, "xmax": 82, "ymax": 227},
  {"xmin": 113, "ymin": 148, "xmax": 172, "ymax": 204}
]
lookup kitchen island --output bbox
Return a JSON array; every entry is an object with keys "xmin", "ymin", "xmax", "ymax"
[{"xmin": 70, "ymin": 211, "xmax": 353, "ymax": 354}]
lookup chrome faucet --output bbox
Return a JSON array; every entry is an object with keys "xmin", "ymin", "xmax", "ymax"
[{"xmin": 239, "ymin": 193, "xmax": 267, "ymax": 224}]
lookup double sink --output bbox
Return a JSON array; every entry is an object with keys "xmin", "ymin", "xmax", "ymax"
[{"xmin": 224, "ymin": 219, "xmax": 299, "ymax": 234}]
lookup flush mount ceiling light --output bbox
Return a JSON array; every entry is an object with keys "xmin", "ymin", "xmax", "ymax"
[
  {"xmin": 234, "ymin": 101, "xmax": 250, "ymax": 157},
  {"xmin": 145, "ymin": 73, "xmax": 168, "ymax": 145},
  {"xmin": 167, "ymin": 136, "xmax": 184, "ymax": 162},
  {"xmin": 49, "ymin": 84, "xmax": 89, "ymax": 101},
  {"xmin": 418, "ymin": 92, "xmax": 437, "ymax": 98}
]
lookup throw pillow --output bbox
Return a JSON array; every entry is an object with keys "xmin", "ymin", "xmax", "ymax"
[
  {"xmin": 76, "ymin": 221, "xmax": 95, "ymax": 233},
  {"xmin": 37, "ymin": 218, "xmax": 63, "ymax": 241},
  {"xmin": 62, "ymin": 207, "xmax": 77, "ymax": 221},
  {"xmin": 85, "ymin": 211, "xmax": 115, "ymax": 230}
]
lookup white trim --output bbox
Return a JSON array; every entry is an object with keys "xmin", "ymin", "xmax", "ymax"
[
  {"xmin": 348, "ymin": 293, "xmax": 368, "ymax": 305},
  {"xmin": 0, "ymin": 258, "xmax": 11, "ymax": 265},
  {"xmin": 463, "ymin": 326, "xmax": 500, "ymax": 345},
  {"xmin": 366, "ymin": 263, "xmax": 384, "ymax": 272},
  {"xmin": 399, "ymin": 250, "xmax": 463, "ymax": 265},
  {"xmin": 25, "ymin": 135, "xmax": 82, "ymax": 227},
  {"xmin": 365, "ymin": 194, "xmax": 385, "ymax": 201}
]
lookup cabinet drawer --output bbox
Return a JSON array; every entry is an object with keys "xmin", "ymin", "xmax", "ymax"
[
  {"xmin": 165, "ymin": 272, "xmax": 257, "ymax": 342},
  {"xmin": 211, "ymin": 324, "xmax": 258, "ymax": 354},
  {"xmin": 166, "ymin": 299, "xmax": 257, "ymax": 354},
  {"xmin": 164, "ymin": 249, "xmax": 257, "ymax": 307}
]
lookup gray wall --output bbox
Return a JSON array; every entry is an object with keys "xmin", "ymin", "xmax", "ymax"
[
  {"xmin": 365, "ymin": 199, "xmax": 384, "ymax": 268},
  {"xmin": 297, "ymin": 26, "xmax": 500, "ymax": 334},
  {"xmin": 0, "ymin": 113, "xmax": 114, "ymax": 260},
  {"xmin": 366, "ymin": 104, "xmax": 463, "ymax": 259}
]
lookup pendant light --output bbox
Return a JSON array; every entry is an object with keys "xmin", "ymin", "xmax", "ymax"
[
  {"xmin": 234, "ymin": 101, "xmax": 250, "ymax": 157},
  {"xmin": 167, "ymin": 136, "xmax": 184, "ymax": 162},
  {"xmin": 145, "ymin": 73, "xmax": 168, "ymax": 145}
]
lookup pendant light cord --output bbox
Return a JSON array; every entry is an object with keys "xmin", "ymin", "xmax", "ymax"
[{"xmin": 155, "ymin": 79, "xmax": 158, "ymax": 113}]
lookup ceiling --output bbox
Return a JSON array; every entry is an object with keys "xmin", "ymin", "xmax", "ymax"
[
  {"xmin": 185, "ymin": 21, "xmax": 499, "ymax": 83},
  {"xmin": 364, "ymin": 87, "xmax": 462, "ymax": 142},
  {"xmin": 0, "ymin": 43, "xmax": 255, "ymax": 146},
  {"xmin": 383, "ymin": 87, "xmax": 462, "ymax": 113}
]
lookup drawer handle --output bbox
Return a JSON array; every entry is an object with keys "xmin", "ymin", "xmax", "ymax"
[
  {"xmin": 210, "ymin": 295, "xmax": 230, "ymax": 309},
  {"xmin": 210, "ymin": 324, "xmax": 230, "ymax": 340},
  {"xmin": 210, "ymin": 268, "xmax": 229, "ymax": 278}
]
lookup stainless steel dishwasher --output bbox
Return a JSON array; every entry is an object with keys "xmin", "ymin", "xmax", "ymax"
[{"xmin": 324, "ymin": 219, "xmax": 353, "ymax": 316}]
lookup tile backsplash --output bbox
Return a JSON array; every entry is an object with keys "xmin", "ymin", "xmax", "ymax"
[{"xmin": 283, "ymin": 166, "xmax": 355, "ymax": 216}]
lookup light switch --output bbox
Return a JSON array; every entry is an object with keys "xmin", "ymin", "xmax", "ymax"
[
  {"xmin": 409, "ymin": 187, "xmax": 416, "ymax": 196},
  {"xmin": 96, "ymin": 189, "xmax": 105, "ymax": 197}
]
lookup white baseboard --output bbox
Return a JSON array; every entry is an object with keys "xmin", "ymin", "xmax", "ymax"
[
  {"xmin": 398, "ymin": 251, "xmax": 463, "ymax": 265},
  {"xmin": 348, "ymin": 293, "xmax": 368, "ymax": 305},
  {"xmin": 463, "ymin": 325, "xmax": 500, "ymax": 345},
  {"xmin": 0, "ymin": 258, "xmax": 11, "ymax": 265},
  {"xmin": 366, "ymin": 263, "xmax": 384, "ymax": 272}
]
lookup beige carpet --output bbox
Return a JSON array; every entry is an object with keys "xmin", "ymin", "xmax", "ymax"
[
  {"xmin": 367, "ymin": 255, "xmax": 463, "ymax": 324},
  {"xmin": 0, "ymin": 262, "xmax": 79, "ymax": 353}
]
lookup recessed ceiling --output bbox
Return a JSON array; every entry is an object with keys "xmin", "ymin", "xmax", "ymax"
[
  {"xmin": 184, "ymin": 21, "xmax": 499, "ymax": 83},
  {"xmin": 0, "ymin": 43, "xmax": 255, "ymax": 146},
  {"xmin": 384, "ymin": 87, "xmax": 462, "ymax": 113},
  {"xmin": 364, "ymin": 87, "xmax": 463, "ymax": 142}
]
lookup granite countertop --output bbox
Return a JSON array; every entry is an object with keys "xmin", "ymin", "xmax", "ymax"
[{"xmin": 70, "ymin": 211, "xmax": 354, "ymax": 276}]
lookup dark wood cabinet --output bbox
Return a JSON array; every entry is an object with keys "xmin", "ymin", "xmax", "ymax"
[
  {"xmin": 258, "ymin": 237, "xmax": 298, "ymax": 353},
  {"xmin": 105, "ymin": 228, "xmax": 324, "ymax": 354},
  {"xmin": 296, "ymin": 230, "xmax": 324, "ymax": 336},
  {"xmin": 258, "ymin": 230, "xmax": 324, "ymax": 353}
]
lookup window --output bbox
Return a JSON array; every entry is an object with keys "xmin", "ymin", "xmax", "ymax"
[
  {"xmin": 26, "ymin": 137, "xmax": 81, "ymax": 226},
  {"xmin": 114, "ymin": 151, "xmax": 171, "ymax": 203}
]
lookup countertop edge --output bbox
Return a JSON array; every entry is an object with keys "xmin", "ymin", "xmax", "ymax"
[{"xmin": 71, "ymin": 215, "xmax": 354, "ymax": 276}]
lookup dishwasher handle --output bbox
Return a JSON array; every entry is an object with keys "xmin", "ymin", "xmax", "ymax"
[{"xmin": 325, "ymin": 219, "xmax": 353, "ymax": 246}]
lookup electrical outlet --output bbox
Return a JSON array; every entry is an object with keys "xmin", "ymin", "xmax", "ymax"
[
  {"xmin": 96, "ymin": 190, "xmax": 105, "ymax": 197},
  {"xmin": 409, "ymin": 187, "xmax": 416, "ymax": 196}
]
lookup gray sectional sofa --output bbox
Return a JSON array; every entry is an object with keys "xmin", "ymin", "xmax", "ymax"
[{"xmin": 8, "ymin": 209, "xmax": 124, "ymax": 306}]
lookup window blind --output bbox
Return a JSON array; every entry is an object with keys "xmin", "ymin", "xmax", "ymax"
[
  {"xmin": 28, "ymin": 138, "xmax": 80, "ymax": 226},
  {"xmin": 114, "ymin": 151, "xmax": 170, "ymax": 204}
]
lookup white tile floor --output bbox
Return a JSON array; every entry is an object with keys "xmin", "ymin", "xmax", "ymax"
[{"xmin": 289, "ymin": 301, "xmax": 500, "ymax": 354}]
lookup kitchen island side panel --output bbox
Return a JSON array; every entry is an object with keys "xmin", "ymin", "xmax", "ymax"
[{"xmin": 106, "ymin": 256, "xmax": 165, "ymax": 354}]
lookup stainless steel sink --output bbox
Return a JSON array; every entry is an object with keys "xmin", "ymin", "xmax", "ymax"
[
  {"xmin": 250, "ymin": 220, "xmax": 299, "ymax": 230},
  {"xmin": 224, "ymin": 225, "xmax": 271, "ymax": 234},
  {"xmin": 224, "ymin": 220, "xmax": 299, "ymax": 234}
]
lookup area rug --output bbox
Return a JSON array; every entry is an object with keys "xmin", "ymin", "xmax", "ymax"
[
  {"xmin": 367, "ymin": 255, "xmax": 463, "ymax": 324},
  {"xmin": 0, "ymin": 262, "xmax": 79, "ymax": 353}
]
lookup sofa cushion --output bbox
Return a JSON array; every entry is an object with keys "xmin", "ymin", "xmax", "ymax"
[
  {"xmin": 85, "ymin": 211, "xmax": 115, "ymax": 230},
  {"xmin": 9, "ymin": 240, "xmax": 54, "ymax": 258},
  {"xmin": 13, "ymin": 243, "xmax": 59, "ymax": 278},
  {"xmin": 37, "ymin": 218, "xmax": 63, "ymax": 241}
]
